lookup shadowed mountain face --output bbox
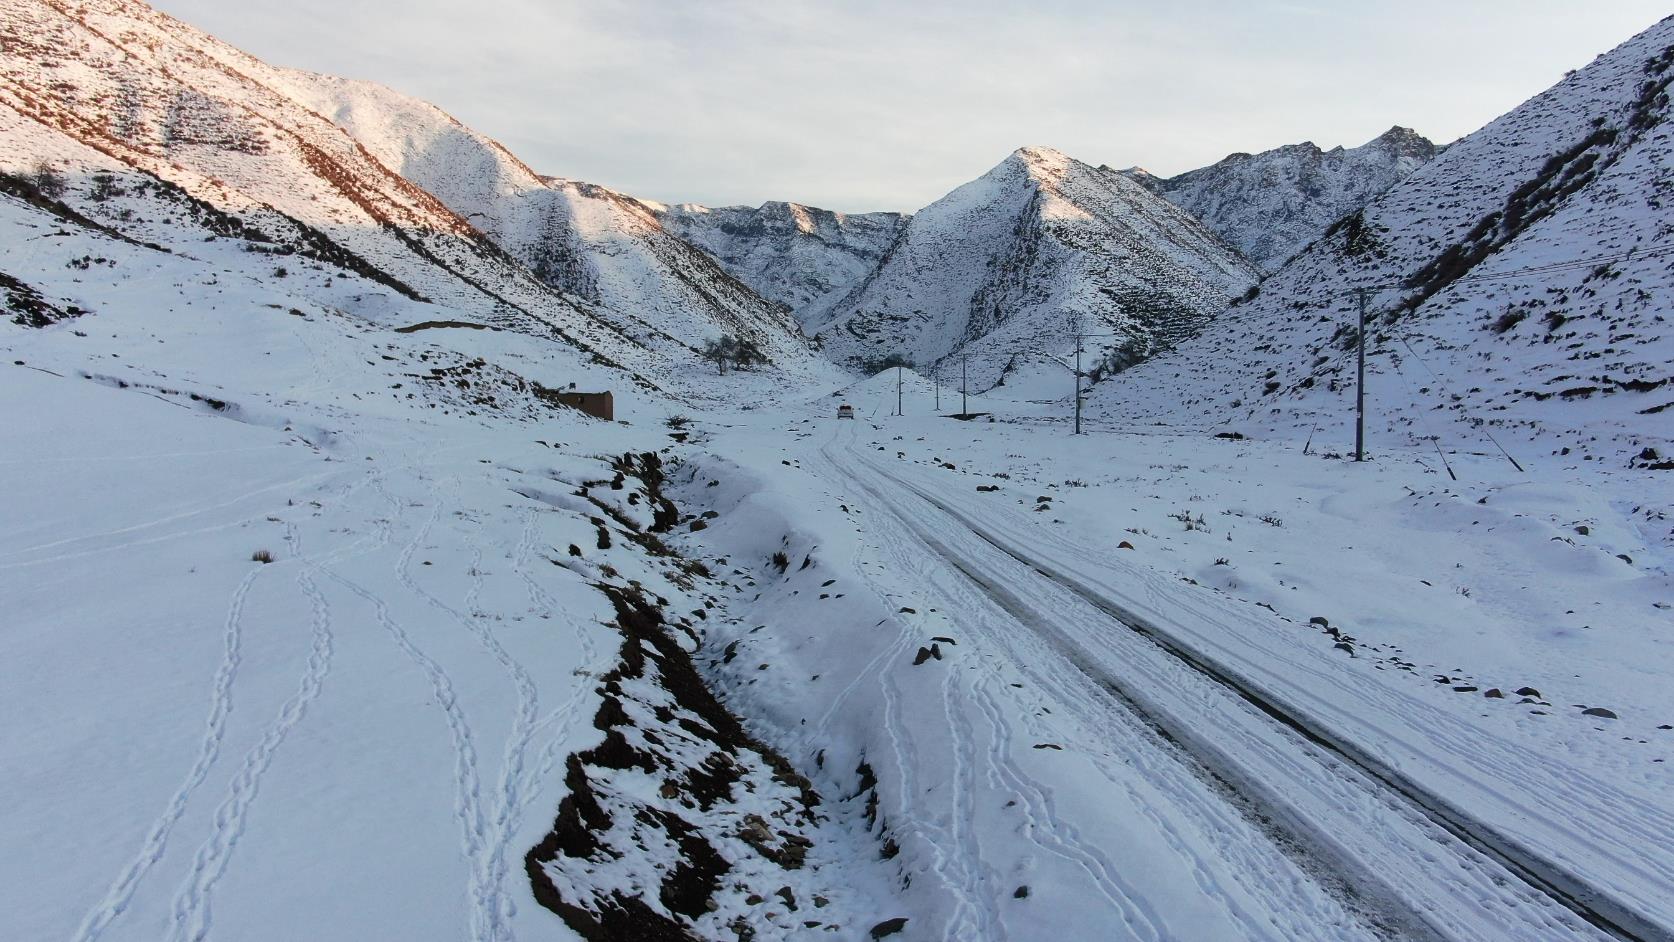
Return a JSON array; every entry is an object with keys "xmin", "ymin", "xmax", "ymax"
[
  {"xmin": 1125, "ymin": 127, "xmax": 1440, "ymax": 273},
  {"xmin": 651, "ymin": 200, "xmax": 909, "ymax": 332},
  {"xmin": 1097, "ymin": 16, "xmax": 1674, "ymax": 474}
]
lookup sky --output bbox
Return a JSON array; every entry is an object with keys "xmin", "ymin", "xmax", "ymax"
[{"xmin": 150, "ymin": 0, "xmax": 1669, "ymax": 213}]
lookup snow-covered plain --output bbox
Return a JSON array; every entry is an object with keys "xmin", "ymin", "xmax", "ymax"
[{"xmin": 677, "ymin": 375, "xmax": 1673, "ymax": 941}]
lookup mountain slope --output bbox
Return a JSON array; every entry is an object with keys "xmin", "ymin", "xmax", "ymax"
[
  {"xmin": 271, "ymin": 71, "xmax": 828, "ymax": 380},
  {"xmin": 650, "ymin": 200, "xmax": 908, "ymax": 331},
  {"xmin": 0, "ymin": 0, "xmax": 649, "ymax": 366},
  {"xmin": 0, "ymin": 0, "xmax": 832, "ymax": 398},
  {"xmin": 1096, "ymin": 16, "xmax": 1674, "ymax": 504},
  {"xmin": 1125, "ymin": 127, "xmax": 1438, "ymax": 273},
  {"xmin": 817, "ymin": 146, "xmax": 1260, "ymax": 389}
]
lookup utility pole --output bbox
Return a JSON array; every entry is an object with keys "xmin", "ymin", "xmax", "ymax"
[
  {"xmin": 934, "ymin": 364, "xmax": 940, "ymax": 412},
  {"xmin": 896, "ymin": 363, "xmax": 903, "ymax": 417},
  {"xmin": 1073, "ymin": 331, "xmax": 1083, "ymax": 436},
  {"xmin": 961, "ymin": 355, "xmax": 968, "ymax": 417},
  {"xmin": 1355, "ymin": 288, "xmax": 1367, "ymax": 462}
]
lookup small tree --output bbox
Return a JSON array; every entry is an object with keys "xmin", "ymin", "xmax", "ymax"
[
  {"xmin": 89, "ymin": 172, "xmax": 123, "ymax": 202},
  {"xmin": 730, "ymin": 336, "xmax": 767, "ymax": 369},
  {"xmin": 700, "ymin": 334, "xmax": 768, "ymax": 374},
  {"xmin": 29, "ymin": 160, "xmax": 66, "ymax": 199},
  {"xmin": 700, "ymin": 336, "xmax": 735, "ymax": 374}
]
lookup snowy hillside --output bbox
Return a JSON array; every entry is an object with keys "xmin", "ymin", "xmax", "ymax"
[
  {"xmin": 651, "ymin": 200, "xmax": 908, "ymax": 331},
  {"xmin": 0, "ymin": 109, "xmax": 891, "ymax": 936},
  {"xmin": 0, "ymin": 0, "xmax": 833, "ymax": 397},
  {"xmin": 1098, "ymin": 16, "xmax": 1674, "ymax": 505},
  {"xmin": 1125, "ymin": 126, "xmax": 1439, "ymax": 273},
  {"xmin": 0, "ymin": 0, "xmax": 655, "ymax": 372},
  {"xmin": 816, "ymin": 146, "xmax": 1260, "ymax": 390},
  {"xmin": 273, "ymin": 72, "xmax": 829, "ymax": 383}
]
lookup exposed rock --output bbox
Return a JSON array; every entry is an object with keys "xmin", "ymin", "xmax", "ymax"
[{"xmin": 871, "ymin": 917, "xmax": 910, "ymax": 938}]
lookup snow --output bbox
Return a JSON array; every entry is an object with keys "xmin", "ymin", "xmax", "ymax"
[
  {"xmin": 653, "ymin": 200, "xmax": 908, "ymax": 332},
  {"xmin": 1129, "ymin": 127, "xmax": 1439, "ymax": 273},
  {"xmin": 0, "ymin": 261, "xmax": 884, "ymax": 940},
  {"xmin": 673, "ymin": 393, "xmax": 1673, "ymax": 941},
  {"xmin": 272, "ymin": 70, "xmax": 833, "ymax": 385},
  {"xmin": 4, "ymin": 0, "xmax": 1673, "ymax": 938},
  {"xmin": 816, "ymin": 146, "xmax": 1260, "ymax": 389},
  {"xmin": 1100, "ymin": 16, "xmax": 1674, "ymax": 512}
]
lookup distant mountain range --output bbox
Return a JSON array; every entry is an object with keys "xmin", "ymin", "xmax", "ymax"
[
  {"xmin": 650, "ymin": 201, "xmax": 907, "ymax": 332},
  {"xmin": 1123, "ymin": 126, "xmax": 1439, "ymax": 273},
  {"xmin": 5, "ymin": 0, "xmax": 1668, "ymax": 476}
]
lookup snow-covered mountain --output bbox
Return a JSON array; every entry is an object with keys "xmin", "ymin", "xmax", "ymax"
[
  {"xmin": 816, "ymin": 146, "xmax": 1260, "ymax": 389},
  {"xmin": 273, "ymin": 72, "xmax": 826, "ymax": 378},
  {"xmin": 0, "ymin": 0, "xmax": 628, "ymax": 358},
  {"xmin": 0, "ymin": 0, "xmax": 828, "ymax": 395},
  {"xmin": 650, "ymin": 200, "xmax": 908, "ymax": 332},
  {"xmin": 1124, "ymin": 127, "xmax": 1438, "ymax": 273},
  {"xmin": 1097, "ymin": 16, "xmax": 1674, "ymax": 484}
]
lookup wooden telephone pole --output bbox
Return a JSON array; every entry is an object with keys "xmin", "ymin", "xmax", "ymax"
[
  {"xmin": 1355, "ymin": 289, "xmax": 1367, "ymax": 462},
  {"xmin": 1073, "ymin": 331, "xmax": 1084, "ymax": 436}
]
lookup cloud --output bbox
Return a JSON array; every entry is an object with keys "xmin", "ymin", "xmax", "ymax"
[{"xmin": 152, "ymin": 0, "xmax": 1669, "ymax": 212}]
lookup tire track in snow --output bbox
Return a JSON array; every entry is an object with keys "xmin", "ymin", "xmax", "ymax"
[
  {"xmin": 72, "ymin": 473, "xmax": 377, "ymax": 942},
  {"xmin": 835, "ymin": 428, "xmax": 1391, "ymax": 939},
  {"xmin": 796, "ymin": 430, "xmax": 1018, "ymax": 940},
  {"xmin": 849, "ymin": 450, "xmax": 1452, "ymax": 940},
  {"xmin": 859, "ymin": 452, "xmax": 1631, "ymax": 942},
  {"xmin": 825, "ymin": 429, "xmax": 1165, "ymax": 940},
  {"xmin": 916, "ymin": 449, "xmax": 1674, "ymax": 922},
  {"xmin": 963, "ymin": 673, "xmax": 1168, "ymax": 935}
]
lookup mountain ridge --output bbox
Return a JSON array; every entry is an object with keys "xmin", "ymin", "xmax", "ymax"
[{"xmin": 1124, "ymin": 126, "xmax": 1440, "ymax": 272}]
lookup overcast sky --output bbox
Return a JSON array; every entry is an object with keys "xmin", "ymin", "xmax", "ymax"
[{"xmin": 152, "ymin": 0, "xmax": 1668, "ymax": 213}]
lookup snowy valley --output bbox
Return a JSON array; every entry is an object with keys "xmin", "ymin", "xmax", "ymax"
[{"xmin": 3, "ymin": 1, "xmax": 1672, "ymax": 941}]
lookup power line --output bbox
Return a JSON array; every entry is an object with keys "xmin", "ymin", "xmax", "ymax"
[
  {"xmin": 1397, "ymin": 334, "xmax": 1526, "ymax": 472},
  {"xmin": 1338, "ymin": 242, "xmax": 1673, "ymax": 298},
  {"xmin": 1386, "ymin": 341, "xmax": 1458, "ymax": 480}
]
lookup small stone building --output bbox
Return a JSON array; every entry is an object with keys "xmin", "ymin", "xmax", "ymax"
[{"xmin": 555, "ymin": 390, "xmax": 613, "ymax": 421}]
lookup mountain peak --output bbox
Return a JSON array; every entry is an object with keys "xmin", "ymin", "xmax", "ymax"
[
  {"xmin": 1012, "ymin": 144, "xmax": 1067, "ymax": 159},
  {"xmin": 1007, "ymin": 145, "xmax": 1075, "ymax": 173},
  {"xmin": 1365, "ymin": 125, "xmax": 1438, "ymax": 159}
]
